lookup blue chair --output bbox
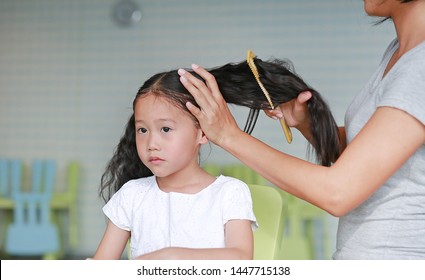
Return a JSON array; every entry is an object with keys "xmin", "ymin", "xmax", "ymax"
[{"xmin": 5, "ymin": 160, "xmax": 60, "ymax": 257}]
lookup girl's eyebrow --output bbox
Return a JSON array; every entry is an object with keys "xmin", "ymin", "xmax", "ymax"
[
  {"xmin": 157, "ymin": 118, "xmax": 177, "ymax": 123},
  {"xmin": 135, "ymin": 118, "xmax": 177, "ymax": 123}
]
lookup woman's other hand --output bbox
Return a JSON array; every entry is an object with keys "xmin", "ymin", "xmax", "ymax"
[{"xmin": 265, "ymin": 91, "xmax": 313, "ymax": 141}]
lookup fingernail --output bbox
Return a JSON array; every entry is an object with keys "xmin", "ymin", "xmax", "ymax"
[
  {"xmin": 178, "ymin": 68, "xmax": 186, "ymax": 76},
  {"xmin": 192, "ymin": 64, "xmax": 199, "ymax": 69},
  {"xmin": 271, "ymin": 116, "xmax": 278, "ymax": 120}
]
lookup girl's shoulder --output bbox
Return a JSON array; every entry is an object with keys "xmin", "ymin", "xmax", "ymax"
[
  {"xmin": 216, "ymin": 175, "xmax": 247, "ymax": 186},
  {"xmin": 211, "ymin": 175, "xmax": 252, "ymax": 195},
  {"xmin": 118, "ymin": 176, "xmax": 157, "ymax": 195},
  {"xmin": 214, "ymin": 175, "xmax": 248, "ymax": 186}
]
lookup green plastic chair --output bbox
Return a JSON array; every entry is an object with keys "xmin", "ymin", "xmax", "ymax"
[
  {"xmin": 248, "ymin": 184, "xmax": 287, "ymax": 260},
  {"xmin": 222, "ymin": 164, "xmax": 267, "ymax": 185},
  {"xmin": 202, "ymin": 163, "xmax": 221, "ymax": 177},
  {"xmin": 50, "ymin": 161, "xmax": 80, "ymax": 255},
  {"xmin": 203, "ymin": 163, "xmax": 268, "ymax": 185},
  {"xmin": 0, "ymin": 159, "xmax": 17, "ymax": 207},
  {"xmin": 0, "ymin": 159, "xmax": 20, "ymax": 254}
]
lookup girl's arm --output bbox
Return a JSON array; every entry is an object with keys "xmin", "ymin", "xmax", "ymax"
[
  {"xmin": 135, "ymin": 219, "xmax": 253, "ymax": 260},
  {"xmin": 92, "ymin": 220, "xmax": 130, "ymax": 259},
  {"xmin": 179, "ymin": 65, "xmax": 425, "ymax": 217}
]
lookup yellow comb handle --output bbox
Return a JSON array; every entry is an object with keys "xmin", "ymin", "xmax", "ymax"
[
  {"xmin": 279, "ymin": 118, "xmax": 292, "ymax": 144},
  {"xmin": 247, "ymin": 49, "xmax": 292, "ymax": 144}
]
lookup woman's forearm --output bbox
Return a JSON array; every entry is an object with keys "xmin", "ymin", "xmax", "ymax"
[
  {"xmin": 220, "ymin": 129, "xmax": 342, "ymax": 215},
  {"xmin": 220, "ymin": 108, "xmax": 424, "ymax": 217}
]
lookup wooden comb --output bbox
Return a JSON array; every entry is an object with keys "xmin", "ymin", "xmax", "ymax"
[{"xmin": 246, "ymin": 50, "xmax": 292, "ymax": 143}]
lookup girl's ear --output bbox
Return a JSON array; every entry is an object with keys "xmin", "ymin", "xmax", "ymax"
[{"xmin": 198, "ymin": 129, "xmax": 209, "ymax": 145}]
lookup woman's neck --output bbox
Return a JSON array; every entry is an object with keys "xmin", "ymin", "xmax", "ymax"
[
  {"xmin": 392, "ymin": 1, "xmax": 425, "ymax": 55},
  {"xmin": 383, "ymin": 1, "xmax": 425, "ymax": 77}
]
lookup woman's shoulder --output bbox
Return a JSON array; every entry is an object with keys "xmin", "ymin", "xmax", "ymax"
[{"xmin": 386, "ymin": 39, "xmax": 425, "ymax": 82}]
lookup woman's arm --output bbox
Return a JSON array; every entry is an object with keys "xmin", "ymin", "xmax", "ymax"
[
  {"xmin": 135, "ymin": 219, "xmax": 253, "ymax": 260},
  {"xmin": 179, "ymin": 65, "xmax": 425, "ymax": 217},
  {"xmin": 92, "ymin": 220, "xmax": 130, "ymax": 259},
  {"xmin": 223, "ymin": 107, "xmax": 424, "ymax": 216}
]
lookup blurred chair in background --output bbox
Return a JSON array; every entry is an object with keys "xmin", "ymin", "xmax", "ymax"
[
  {"xmin": 284, "ymin": 194, "xmax": 331, "ymax": 259},
  {"xmin": 50, "ymin": 161, "xmax": 80, "ymax": 256},
  {"xmin": 0, "ymin": 159, "xmax": 11, "ymax": 198},
  {"xmin": 279, "ymin": 194, "xmax": 311, "ymax": 260},
  {"xmin": 248, "ymin": 184, "xmax": 287, "ymax": 260},
  {"xmin": 0, "ymin": 159, "xmax": 80, "ymax": 259},
  {"xmin": 203, "ymin": 163, "xmax": 267, "ymax": 185},
  {"xmin": 4, "ymin": 159, "xmax": 60, "ymax": 259},
  {"xmin": 0, "ymin": 159, "xmax": 18, "ymax": 251}
]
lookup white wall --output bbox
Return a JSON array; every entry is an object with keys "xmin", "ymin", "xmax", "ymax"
[{"xmin": 0, "ymin": 0, "xmax": 395, "ymax": 257}]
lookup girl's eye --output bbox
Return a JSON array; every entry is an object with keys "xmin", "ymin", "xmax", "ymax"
[
  {"xmin": 137, "ymin": 127, "xmax": 147, "ymax": 134},
  {"xmin": 161, "ymin": 127, "xmax": 171, "ymax": 133}
]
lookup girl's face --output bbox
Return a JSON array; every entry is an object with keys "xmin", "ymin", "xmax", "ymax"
[{"xmin": 134, "ymin": 93, "xmax": 207, "ymax": 178}]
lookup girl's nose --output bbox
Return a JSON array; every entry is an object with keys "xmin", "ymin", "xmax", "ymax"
[{"xmin": 147, "ymin": 134, "xmax": 160, "ymax": 151}]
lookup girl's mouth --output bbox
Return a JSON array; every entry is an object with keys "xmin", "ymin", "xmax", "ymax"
[{"xmin": 149, "ymin": 157, "xmax": 164, "ymax": 164}]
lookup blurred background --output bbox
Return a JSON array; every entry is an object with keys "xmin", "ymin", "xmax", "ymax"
[{"xmin": 0, "ymin": 0, "xmax": 394, "ymax": 259}]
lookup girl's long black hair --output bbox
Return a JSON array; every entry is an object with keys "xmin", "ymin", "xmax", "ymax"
[
  {"xmin": 99, "ymin": 57, "xmax": 341, "ymax": 202},
  {"xmin": 209, "ymin": 57, "xmax": 341, "ymax": 167}
]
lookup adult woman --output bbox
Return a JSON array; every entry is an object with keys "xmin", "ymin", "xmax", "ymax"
[{"xmin": 178, "ymin": 0, "xmax": 425, "ymax": 259}]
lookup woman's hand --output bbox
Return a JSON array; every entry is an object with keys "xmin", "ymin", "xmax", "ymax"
[
  {"xmin": 265, "ymin": 91, "xmax": 313, "ymax": 141},
  {"xmin": 178, "ymin": 64, "xmax": 242, "ymax": 146},
  {"xmin": 264, "ymin": 91, "xmax": 312, "ymax": 127}
]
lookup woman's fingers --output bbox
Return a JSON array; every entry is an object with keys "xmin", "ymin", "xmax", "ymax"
[
  {"xmin": 291, "ymin": 91, "xmax": 312, "ymax": 120},
  {"xmin": 190, "ymin": 64, "xmax": 220, "ymax": 97},
  {"xmin": 178, "ymin": 64, "xmax": 240, "ymax": 145},
  {"xmin": 264, "ymin": 109, "xmax": 283, "ymax": 120},
  {"xmin": 178, "ymin": 67, "xmax": 215, "ymax": 109},
  {"xmin": 185, "ymin": 100, "xmax": 202, "ymax": 118},
  {"xmin": 178, "ymin": 65, "xmax": 228, "ymax": 119},
  {"xmin": 271, "ymin": 91, "xmax": 312, "ymax": 127},
  {"xmin": 297, "ymin": 91, "xmax": 312, "ymax": 104}
]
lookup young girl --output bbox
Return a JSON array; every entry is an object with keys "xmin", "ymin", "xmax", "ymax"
[{"xmin": 93, "ymin": 70, "xmax": 257, "ymax": 260}]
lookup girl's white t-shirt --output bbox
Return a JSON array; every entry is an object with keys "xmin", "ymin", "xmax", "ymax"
[{"xmin": 103, "ymin": 175, "xmax": 257, "ymax": 259}]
